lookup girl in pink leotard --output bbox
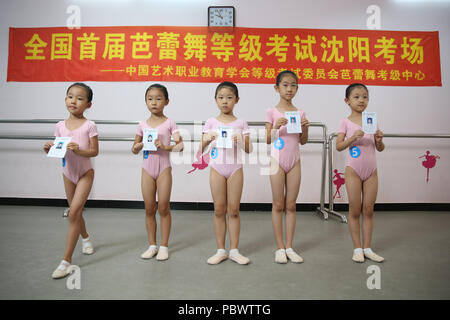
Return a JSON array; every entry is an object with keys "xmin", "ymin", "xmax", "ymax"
[
  {"xmin": 132, "ymin": 84, "xmax": 184, "ymax": 261},
  {"xmin": 265, "ymin": 70, "xmax": 310, "ymax": 264},
  {"xmin": 201, "ymin": 81, "xmax": 253, "ymax": 265},
  {"xmin": 336, "ymin": 83, "xmax": 385, "ymax": 263},
  {"xmin": 43, "ymin": 83, "xmax": 99, "ymax": 279}
]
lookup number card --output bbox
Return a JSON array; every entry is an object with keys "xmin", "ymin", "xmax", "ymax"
[
  {"xmin": 285, "ymin": 111, "xmax": 302, "ymax": 133},
  {"xmin": 362, "ymin": 112, "xmax": 377, "ymax": 134},
  {"xmin": 143, "ymin": 128, "xmax": 158, "ymax": 151},
  {"xmin": 216, "ymin": 126, "xmax": 233, "ymax": 149},
  {"xmin": 47, "ymin": 137, "xmax": 72, "ymax": 158}
]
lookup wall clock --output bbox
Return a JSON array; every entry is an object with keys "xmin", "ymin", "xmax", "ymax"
[{"xmin": 208, "ymin": 6, "xmax": 235, "ymax": 27}]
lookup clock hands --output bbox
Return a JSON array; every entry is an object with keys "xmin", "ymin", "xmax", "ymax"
[{"xmin": 209, "ymin": 7, "xmax": 234, "ymax": 27}]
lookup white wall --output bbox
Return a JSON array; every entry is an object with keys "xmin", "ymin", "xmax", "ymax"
[{"xmin": 0, "ymin": 0, "xmax": 449, "ymax": 203}]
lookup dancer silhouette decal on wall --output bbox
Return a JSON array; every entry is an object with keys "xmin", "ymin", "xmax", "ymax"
[
  {"xmin": 418, "ymin": 150, "xmax": 440, "ymax": 183},
  {"xmin": 188, "ymin": 149, "xmax": 210, "ymax": 174},
  {"xmin": 332, "ymin": 169, "xmax": 346, "ymax": 199}
]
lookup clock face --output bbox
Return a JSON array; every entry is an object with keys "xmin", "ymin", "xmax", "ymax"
[{"xmin": 208, "ymin": 6, "xmax": 235, "ymax": 27}]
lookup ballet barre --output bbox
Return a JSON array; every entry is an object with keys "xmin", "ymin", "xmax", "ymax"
[
  {"xmin": 324, "ymin": 132, "xmax": 450, "ymax": 224},
  {"xmin": 0, "ymin": 119, "xmax": 326, "ymax": 142},
  {"xmin": 0, "ymin": 119, "xmax": 330, "ymax": 219}
]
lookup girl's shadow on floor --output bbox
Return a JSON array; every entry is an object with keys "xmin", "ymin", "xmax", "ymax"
[{"xmin": 77, "ymin": 235, "xmax": 144, "ymax": 267}]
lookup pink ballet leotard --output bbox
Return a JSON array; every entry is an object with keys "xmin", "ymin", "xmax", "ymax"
[
  {"xmin": 266, "ymin": 107, "xmax": 305, "ymax": 174},
  {"xmin": 137, "ymin": 118, "xmax": 179, "ymax": 180},
  {"xmin": 54, "ymin": 120, "xmax": 98, "ymax": 184},
  {"xmin": 203, "ymin": 117, "xmax": 250, "ymax": 179},
  {"xmin": 338, "ymin": 118, "xmax": 377, "ymax": 181}
]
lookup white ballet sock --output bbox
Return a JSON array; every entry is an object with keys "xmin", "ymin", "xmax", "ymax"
[
  {"xmin": 229, "ymin": 249, "xmax": 239, "ymax": 256},
  {"xmin": 354, "ymin": 248, "xmax": 363, "ymax": 254},
  {"xmin": 286, "ymin": 248, "xmax": 294, "ymax": 254},
  {"xmin": 217, "ymin": 248, "xmax": 227, "ymax": 256},
  {"xmin": 363, "ymin": 248, "xmax": 373, "ymax": 255},
  {"xmin": 159, "ymin": 246, "xmax": 168, "ymax": 252},
  {"xmin": 58, "ymin": 260, "xmax": 71, "ymax": 270},
  {"xmin": 82, "ymin": 237, "xmax": 92, "ymax": 247},
  {"xmin": 148, "ymin": 244, "xmax": 157, "ymax": 250}
]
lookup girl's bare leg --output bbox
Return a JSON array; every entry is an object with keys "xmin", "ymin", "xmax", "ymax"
[
  {"xmin": 269, "ymin": 158, "xmax": 286, "ymax": 250},
  {"xmin": 156, "ymin": 167, "xmax": 173, "ymax": 247},
  {"xmin": 63, "ymin": 170, "xmax": 94, "ymax": 263},
  {"xmin": 141, "ymin": 169, "xmax": 157, "ymax": 246},
  {"xmin": 226, "ymin": 168, "xmax": 244, "ymax": 250},
  {"xmin": 345, "ymin": 166, "xmax": 363, "ymax": 249},
  {"xmin": 63, "ymin": 175, "xmax": 88, "ymax": 239},
  {"xmin": 362, "ymin": 170, "xmax": 378, "ymax": 249},
  {"xmin": 210, "ymin": 168, "xmax": 227, "ymax": 250},
  {"xmin": 284, "ymin": 161, "xmax": 301, "ymax": 249}
]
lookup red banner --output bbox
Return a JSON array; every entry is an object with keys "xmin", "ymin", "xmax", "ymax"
[{"xmin": 7, "ymin": 26, "xmax": 441, "ymax": 86}]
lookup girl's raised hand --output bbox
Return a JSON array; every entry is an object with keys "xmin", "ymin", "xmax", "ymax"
[
  {"xmin": 232, "ymin": 133, "xmax": 243, "ymax": 145},
  {"xmin": 275, "ymin": 117, "xmax": 288, "ymax": 129},
  {"xmin": 301, "ymin": 116, "xmax": 310, "ymax": 130},
  {"xmin": 154, "ymin": 138, "xmax": 166, "ymax": 150},
  {"xmin": 351, "ymin": 130, "xmax": 364, "ymax": 142},
  {"xmin": 205, "ymin": 131, "xmax": 218, "ymax": 142},
  {"xmin": 132, "ymin": 142, "xmax": 144, "ymax": 153},
  {"xmin": 375, "ymin": 129, "xmax": 383, "ymax": 143},
  {"xmin": 43, "ymin": 141, "xmax": 54, "ymax": 154},
  {"xmin": 67, "ymin": 142, "xmax": 80, "ymax": 153}
]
